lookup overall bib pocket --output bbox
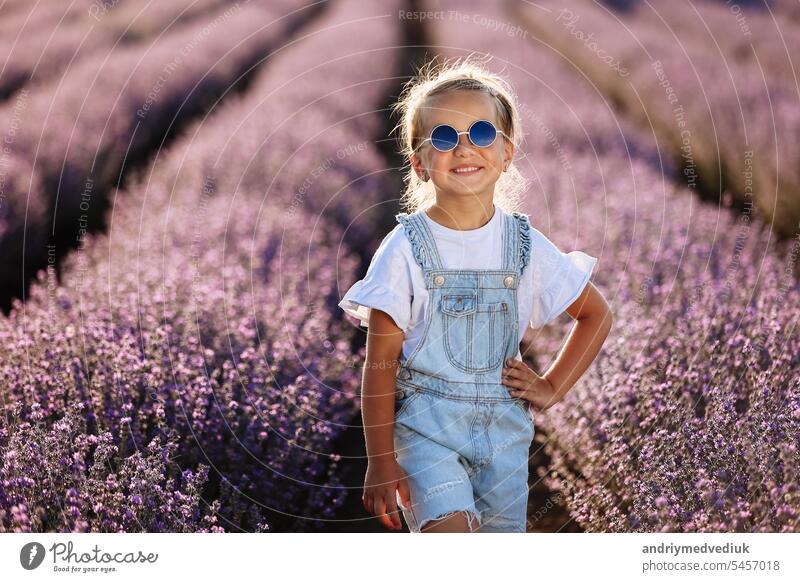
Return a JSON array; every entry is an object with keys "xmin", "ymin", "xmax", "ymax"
[{"xmin": 441, "ymin": 293, "xmax": 510, "ymax": 373}]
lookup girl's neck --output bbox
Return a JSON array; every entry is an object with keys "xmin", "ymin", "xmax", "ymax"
[{"xmin": 425, "ymin": 199, "xmax": 496, "ymax": 231}]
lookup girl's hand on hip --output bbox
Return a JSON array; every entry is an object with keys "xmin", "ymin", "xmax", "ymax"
[{"xmin": 501, "ymin": 358, "xmax": 560, "ymax": 411}]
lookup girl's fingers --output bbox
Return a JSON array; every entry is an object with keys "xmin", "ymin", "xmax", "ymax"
[
  {"xmin": 501, "ymin": 375, "xmax": 524, "ymax": 388},
  {"xmin": 385, "ymin": 495, "xmax": 402, "ymax": 530},
  {"xmin": 502, "ymin": 362, "xmax": 529, "ymax": 380},
  {"xmin": 501, "ymin": 366, "xmax": 516, "ymax": 380},
  {"xmin": 363, "ymin": 493, "xmax": 372, "ymax": 514},
  {"xmin": 374, "ymin": 498, "xmax": 394, "ymax": 530},
  {"xmin": 509, "ymin": 390, "xmax": 530, "ymax": 403},
  {"xmin": 396, "ymin": 478, "xmax": 412, "ymax": 509}
]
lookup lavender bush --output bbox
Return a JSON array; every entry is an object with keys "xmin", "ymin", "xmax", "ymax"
[
  {"xmin": 0, "ymin": 0, "xmax": 316, "ymax": 309},
  {"xmin": 0, "ymin": 401, "xmax": 223, "ymax": 533},
  {"xmin": 0, "ymin": 0, "xmax": 231, "ymax": 100},
  {"xmin": 510, "ymin": 0, "xmax": 800, "ymax": 238}
]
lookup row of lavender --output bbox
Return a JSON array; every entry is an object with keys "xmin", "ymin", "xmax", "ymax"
[
  {"xmin": 0, "ymin": 0, "xmax": 232, "ymax": 100},
  {"xmin": 431, "ymin": 0, "xmax": 800, "ymax": 531},
  {"xmin": 0, "ymin": 0, "xmax": 315, "ymax": 311},
  {"xmin": 0, "ymin": 0, "xmax": 406, "ymax": 532},
  {"xmin": 510, "ymin": 0, "xmax": 800, "ymax": 239}
]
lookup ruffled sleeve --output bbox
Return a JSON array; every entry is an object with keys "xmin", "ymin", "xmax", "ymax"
[
  {"xmin": 338, "ymin": 226, "xmax": 413, "ymax": 331},
  {"xmin": 529, "ymin": 228, "xmax": 598, "ymax": 329}
]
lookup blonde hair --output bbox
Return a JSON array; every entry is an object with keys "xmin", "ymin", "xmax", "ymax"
[{"xmin": 391, "ymin": 54, "xmax": 528, "ymax": 214}]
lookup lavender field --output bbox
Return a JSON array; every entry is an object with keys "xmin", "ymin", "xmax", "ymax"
[{"xmin": 1, "ymin": 0, "xmax": 798, "ymax": 533}]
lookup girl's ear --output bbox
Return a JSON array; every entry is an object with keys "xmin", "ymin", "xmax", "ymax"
[
  {"xmin": 503, "ymin": 140, "xmax": 515, "ymax": 172},
  {"xmin": 410, "ymin": 153, "xmax": 428, "ymax": 181}
]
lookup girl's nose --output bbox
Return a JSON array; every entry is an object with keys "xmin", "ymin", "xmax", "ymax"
[{"xmin": 453, "ymin": 132, "xmax": 473, "ymax": 153}]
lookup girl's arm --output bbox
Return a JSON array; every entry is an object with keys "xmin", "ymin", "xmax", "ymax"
[
  {"xmin": 544, "ymin": 281, "xmax": 613, "ymax": 403},
  {"xmin": 362, "ymin": 308, "xmax": 404, "ymax": 464},
  {"xmin": 361, "ymin": 308, "xmax": 412, "ymax": 530},
  {"xmin": 503, "ymin": 282, "xmax": 612, "ymax": 409}
]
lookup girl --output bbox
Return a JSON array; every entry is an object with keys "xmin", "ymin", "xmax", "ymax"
[{"xmin": 338, "ymin": 57, "xmax": 612, "ymax": 533}]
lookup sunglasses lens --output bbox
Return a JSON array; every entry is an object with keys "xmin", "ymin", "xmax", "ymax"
[
  {"xmin": 469, "ymin": 120, "xmax": 497, "ymax": 147},
  {"xmin": 430, "ymin": 125, "xmax": 458, "ymax": 151}
]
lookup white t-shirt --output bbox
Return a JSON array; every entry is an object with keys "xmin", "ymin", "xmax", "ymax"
[{"xmin": 338, "ymin": 205, "xmax": 598, "ymax": 362}]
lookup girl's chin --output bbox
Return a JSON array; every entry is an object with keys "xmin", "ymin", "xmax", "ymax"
[
  {"xmin": 448, "ymin": 175, "xmax": 490, "ymax": 190},
  {"xmin": 436, "ymin": 184, "xmax": 493, "ymax": 198}
]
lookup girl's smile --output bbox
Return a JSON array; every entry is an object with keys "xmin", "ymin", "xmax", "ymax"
[{"xmin": 450, "ymin": 164, "xmax": 483, "ymax": 176}]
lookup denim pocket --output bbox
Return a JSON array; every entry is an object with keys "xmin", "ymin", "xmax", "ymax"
[
  {"xmin": 442, "ymin": 297, "xmax": 509, "ymax": 373},
  {"xmin": 440, "ymin": 293, "xmax": 477, "ymax": 316}
]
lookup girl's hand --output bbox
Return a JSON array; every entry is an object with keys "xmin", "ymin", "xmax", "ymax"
[
  {"xmin": 501, "ymin": 357, "xmax": 561, "ymax": 411},
  {"xmin": 363, "ymin": 458, "xmax": 412, "ymax": 531}
]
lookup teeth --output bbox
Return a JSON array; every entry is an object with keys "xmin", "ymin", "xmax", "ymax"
[{"xmin": 453, "ymin": 167, "xmax": 480, "ymax": 173}]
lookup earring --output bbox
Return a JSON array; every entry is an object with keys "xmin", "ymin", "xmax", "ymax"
[{"xmin": 421, "ymin": 172, "xmax": 429, "ymax": 181}]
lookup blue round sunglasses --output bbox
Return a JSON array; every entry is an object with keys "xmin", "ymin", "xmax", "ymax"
[{"xmin": 415, "ymin": 119, "xmax": 511, "ymax": 152}]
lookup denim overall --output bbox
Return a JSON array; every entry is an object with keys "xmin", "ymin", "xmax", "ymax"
[{"xmin": 392, "ymin": 207, "xmax": 535, "ymax": 533}]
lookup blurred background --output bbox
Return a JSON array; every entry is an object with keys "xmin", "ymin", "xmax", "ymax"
[{"xmin": 0, "ymin": 0, "xmax": 798, "ymax": 533}]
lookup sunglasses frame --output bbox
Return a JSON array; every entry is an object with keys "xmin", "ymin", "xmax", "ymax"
[{"xmin": 414, "ymin": 119, "xmax": 511, "ymax": 153}]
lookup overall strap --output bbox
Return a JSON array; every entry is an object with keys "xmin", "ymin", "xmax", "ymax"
[
  {"xmin": 395, "ymin": 210, "xmax": 444, "ymax": 272},
  {"xmin": 508, "ymin": 211, "xmax": 532, "ymax": 276},
  {"xmin": 501, "ymin": 211, "xmax": 515, "ymax": 272}
]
